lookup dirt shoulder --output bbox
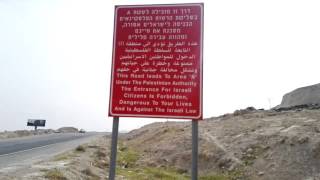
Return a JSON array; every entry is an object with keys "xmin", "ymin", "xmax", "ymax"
[{"xmin": 0, "ymin": 135, "xmax": 108, "ymax": 180}]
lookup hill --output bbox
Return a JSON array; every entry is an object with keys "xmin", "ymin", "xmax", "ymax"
[{"xmin": 121, "ymin": 107, "xmax": 320, "ymax": 179}]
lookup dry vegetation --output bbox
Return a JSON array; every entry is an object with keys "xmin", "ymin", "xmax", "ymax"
[
  {"xmin": 44, "ymin": 169, "xmax": 67, "ymax": 180},
  {"xmin": 0, "ymin": 129, "xmax": 54, "ymax": 139}
]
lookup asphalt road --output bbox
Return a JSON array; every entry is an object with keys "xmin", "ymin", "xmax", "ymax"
[
  {"xmin": 0, "ymin": 132, "xmax": 105, "ymax": 169},
  {"xmin": 0, "ymin": 132, "xmax": 98, "ymax": 155}
]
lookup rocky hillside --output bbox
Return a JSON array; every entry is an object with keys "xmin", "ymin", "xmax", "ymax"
[
  {"xmin": 278, "ymin": 83, "xmax": 320, "ymax": 108},
  {"xmin": 121, "ymin": 107, "xmax": 320, "ymax": 180}
]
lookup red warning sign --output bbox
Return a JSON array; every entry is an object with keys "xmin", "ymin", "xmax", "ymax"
[{"xmin": 109, "ymin": 3, "xmax": 203, "ymax": 119}]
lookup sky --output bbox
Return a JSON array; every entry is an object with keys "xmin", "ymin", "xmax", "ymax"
[{"xmin": 0, "ymin": 0, "xmax": 319, "ymax": 132}]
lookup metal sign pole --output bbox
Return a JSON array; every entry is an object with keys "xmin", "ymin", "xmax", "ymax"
[
  {"xmin": 192, "ymin": 120, "xmax": 198, "ymax": 180},
  {"xmin": 109, "ymin": 117, "xmax": 119, "ymax": 180}
]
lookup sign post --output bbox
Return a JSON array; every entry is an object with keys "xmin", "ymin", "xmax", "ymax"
[
  {"xmin": 108, "ymin": 117, "xmax": 119, "ymax": 180},
  {"xmin": 108, "ymin": 3, "xmax": 203, "ymax": 179},
  {"xmin": 192, "ymin": 120, "xmax": 198, "ymax": 180}
]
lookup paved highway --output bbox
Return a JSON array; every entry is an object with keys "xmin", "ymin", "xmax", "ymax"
[
  {"xmin": 0, "ymin": 132, "xmax": 105, "ymax": 169},
  {"xmin": 0, "ymin": 133, "xmax": 98, "ymax": 155}
]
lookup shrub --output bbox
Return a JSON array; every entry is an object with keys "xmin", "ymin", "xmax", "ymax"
[{"xmin": 75, "ymin": 145, "xmax": 85, "ymax": 152}]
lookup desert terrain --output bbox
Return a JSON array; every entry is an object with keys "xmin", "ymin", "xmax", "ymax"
[{"xmin": 1, "ymin": 105, "xmax": 320, "ymax": 179}]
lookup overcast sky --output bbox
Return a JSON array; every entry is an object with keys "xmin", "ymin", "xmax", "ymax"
[{"xmin": 0, "ymin": 0, "xmax": 319, "ymax": 132}]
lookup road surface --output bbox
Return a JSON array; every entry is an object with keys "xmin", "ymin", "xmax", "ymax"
[{"xmin": 0, "ymin": 132, "xmax": 104, "ymax": 169}]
